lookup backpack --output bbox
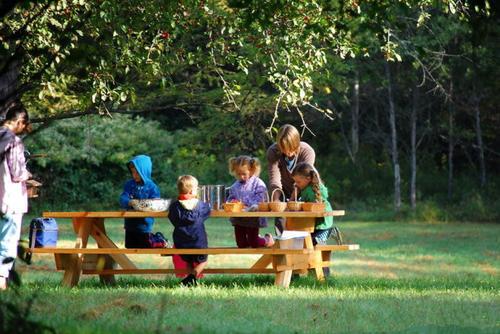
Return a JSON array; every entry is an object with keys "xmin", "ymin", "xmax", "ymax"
[
  {"xmin": 149, "ymin": 232, "xmax": 170, "ymax": 248},
  {"xmin": 29, "ymin": 218, "xmax": 58, "ymax": 248}
]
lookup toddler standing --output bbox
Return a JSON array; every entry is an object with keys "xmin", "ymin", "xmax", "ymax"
[
  {"xmin": 227, "ymin": 156, "xmax": 274, "ymax": 248},
  {"xmin": 168, "ymin": 175, "xmax": 211, "ymax": 286}
]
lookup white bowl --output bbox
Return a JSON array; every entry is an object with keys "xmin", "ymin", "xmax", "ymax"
[{"xmin": 129, "ymin": 199, "xmax": 171, "ymax": 212}]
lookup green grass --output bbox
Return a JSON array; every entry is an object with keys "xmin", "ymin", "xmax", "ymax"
[{"xmin": 2, "ymin": 217, "xmax": 499, "ymax": 334}]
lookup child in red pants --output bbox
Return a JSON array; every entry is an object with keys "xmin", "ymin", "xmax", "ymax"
[{"xmin": 227, "ymin": 156, "xmax": 274, "ymax": 248}]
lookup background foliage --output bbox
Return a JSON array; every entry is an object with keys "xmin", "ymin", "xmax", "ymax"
[{"xmin": 0, "ymin": 0, "xmax": 498, "ymax": 221}]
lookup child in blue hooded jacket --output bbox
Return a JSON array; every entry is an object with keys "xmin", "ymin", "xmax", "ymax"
[{"xmin": 119, "ymin": 155, "xmax": 161, "ymax": 248}]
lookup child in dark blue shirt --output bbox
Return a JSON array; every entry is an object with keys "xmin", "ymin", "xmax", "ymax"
[
  {"xmin": 119, "ymin": 155, "xmax": 161, "ymax": 248},
  {"xmin": 168, "ymin": 175, "xmax": 211, "ymax": 286}
]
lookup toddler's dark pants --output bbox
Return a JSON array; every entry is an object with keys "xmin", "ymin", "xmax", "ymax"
[
  {"xmin": 234, "ymin": 226, "xmax": 267, "ymax": 248},
  {"xmin": 125, "ymin": 230, "xmax": 151, "ymax": 248}
]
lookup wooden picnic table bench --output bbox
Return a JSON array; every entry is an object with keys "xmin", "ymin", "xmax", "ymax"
[{"xmin": 29, "ymin": 210, "xmax": 359, "ymax": 288}]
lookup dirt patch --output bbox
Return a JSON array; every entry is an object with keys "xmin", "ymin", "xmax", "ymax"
[
  {"xmin": 483, "ymin": 251, "xmax": 500, "ymax": 260},
  {"xmin": 416, "ymin": 231, "xmax": 447, "ymax": 239},
  {"xmin": 415, "ymin": 255, "xmax": 435, "ymax": 262},
  {"xmin": 361, "ymin": 258, "xmax": 399, "ymax": 278},
  {"xmin": 81, "ymin": 298, "xmax": 128, "ymax": 320},
  {"xmin": 369, "ymin": 232, "xmax": 396, "ymax": 241},
  {"xmin": 478, "ymin": 262, "xmax": 498, "ymax": 276}
]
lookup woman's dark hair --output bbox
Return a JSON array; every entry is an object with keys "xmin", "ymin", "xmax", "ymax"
[{"xmin": 2, "ymin": 102, "xmax": 29, "ymax": 125}]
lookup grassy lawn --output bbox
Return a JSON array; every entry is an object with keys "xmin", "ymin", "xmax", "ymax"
[{"xmin": 2, "ymin": 216, "xmax": 499, "ymax": 333}]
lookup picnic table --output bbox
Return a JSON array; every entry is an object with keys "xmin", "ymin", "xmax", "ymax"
[{"xmin": 29, "ymin": 210, "xmax": 359, "ymax": 288}]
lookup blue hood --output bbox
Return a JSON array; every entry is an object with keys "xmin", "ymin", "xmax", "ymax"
[{"xmin": 129, "ymin": 155, "xmax": 152, "ymax": 184}]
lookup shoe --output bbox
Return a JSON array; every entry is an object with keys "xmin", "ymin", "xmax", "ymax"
[
  {"xmin": 264, "ymin": 233, "xmax": 275, "ymax": 247},
  {"xmin": 331, "ymin": 227, "xmax": 343, "ymax": 245},
  {"xmin": 180, "ymin": 274, "xmax": 197, "ymax": 287}
]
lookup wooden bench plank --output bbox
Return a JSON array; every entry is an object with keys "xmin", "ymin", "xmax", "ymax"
[
  {"xmin": 28, "ymin": 247, "xmax": 312, "ymax": 255},
  {"xmin": 315, "ymin": 244, "xmax": 360, "ymax": 251},
  {"xmin": 82, "ymin": 268, "xmax": 276, "ymax": 275}
]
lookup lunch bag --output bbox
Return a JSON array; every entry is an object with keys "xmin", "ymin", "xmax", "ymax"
[
  {"xmin": 149, "ymin": 232, "xmax": 169, "ymax": 248},
  {"xmin": 29, "ymin": 218, "xmax": 58, "ymax": 248}
]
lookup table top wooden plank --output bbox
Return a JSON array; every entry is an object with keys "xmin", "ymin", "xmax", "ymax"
[
  {"xmin": 42, "ymin": 210, "xmax": 345, "ymax": 219},
  {"xmin": 28, "ymin": 247, "xmax": 312, "ymax": 255}
]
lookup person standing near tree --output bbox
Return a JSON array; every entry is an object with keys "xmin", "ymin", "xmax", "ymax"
[
  {"xmin": 266, "ymin": 124, "xmax": 315, "ymax": 234},
  {"xmin": 0, "ymin": 103, "xmax": 31, "ymax": 290}
]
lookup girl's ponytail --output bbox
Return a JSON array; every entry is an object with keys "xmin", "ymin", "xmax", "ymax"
[
  {"xmin": 292, "ymin": 162, "xmax": 323, "ymax": 203},
  {"xmin": 310, "ymin": 170, "xmax": 322, "ymax": 203}
]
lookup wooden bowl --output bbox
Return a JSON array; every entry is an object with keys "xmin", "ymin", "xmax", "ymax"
[
  {"xmin": 287, "ymin": 201, "xmax": 304, "ymax": 211},
  {"xmin": 258, "ymin": 202, "xmax": 270, "ymax": 212},
  {"xmin": 26, "ymin": 179, "xmax": 42, "ymax": 198},
  {"xmin": 302, "ymin": 202, "xmax": 326, "ymax": 212},
  {"xmin": 223, "ymin": 202, "xmax": 244, "ymax": 213},
  {"xmin": 27, "ymin": 186, "xmax": 40, "ymax": 198},
  {"xmin": 269, "ymin": 201, "xmax": 287, "ymax": 212}
]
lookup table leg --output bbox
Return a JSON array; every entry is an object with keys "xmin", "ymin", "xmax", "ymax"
[
  {"xmin": 62, "ymin": 218, "xmax": 92, "ymax": 287},
  {"xmin": 304, "ymin": 235, "xmax": 325, "ymax": 281},
  {"xmin": 285, "ymin": 217, "xmax": 324, "ymax": 281},
  {"xmin": 90, "ymin": 224, "xmax": 137, "ymax": 270},
  {"xmin": 274, "ymin": 266, "xmax": 292, "ymax": 288},
  {"xmin": 91, "ymin": 219, "xmax": 117, "ymax": 286},
  {"xmin": 250, "ymin": 255, "xmax": 272, "ymax": 269}
]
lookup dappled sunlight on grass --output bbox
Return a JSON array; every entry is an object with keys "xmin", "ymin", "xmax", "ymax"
[
  {"xmin": 18, "ymin": 219, "xmax": 500, "ymax": 282},
  {"xmin": 12, "ymin": 218, "xmax": 499, "ymax": 333},
  {"xmin": 14, "ymin": 275, "xmax": 499, "ymax": 334}
]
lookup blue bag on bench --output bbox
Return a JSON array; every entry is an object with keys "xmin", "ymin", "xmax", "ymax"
[{"xmin": 29, "ymin": 218, "xmax": 58, "ymax": 248}]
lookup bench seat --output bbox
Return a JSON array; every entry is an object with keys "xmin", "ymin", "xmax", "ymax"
[
  {"xmin": 28, "ymin": 244, "xmax": 359, "ymax": 286},
  {"xmin": 315, "ymin": 244, "xmax": 360, "ymax": 251}
]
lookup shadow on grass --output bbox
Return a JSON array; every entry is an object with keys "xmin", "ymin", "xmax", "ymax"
[
  {"xmin": 12, "ymin": 274, "xmax": 499, "ymax": 334},
  {"xmin": 366, "ymin": 325, "xmax": 498, "ymax": 334},
  {"xmin": 24, "ymin": 273, "xmax": 499, "ymax": 292}
]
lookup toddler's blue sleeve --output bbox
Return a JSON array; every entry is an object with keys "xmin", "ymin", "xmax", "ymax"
[
  {"xmin": 151, "ymin": 183, "xmax": 161, "ymax": 199},
  {"xmin": 119, "ymin": 181, "xmax": 132, "ymax": 208}
]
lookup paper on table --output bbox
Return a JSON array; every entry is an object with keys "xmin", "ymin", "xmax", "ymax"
[{"xmin": 275, "ymin": 230, "xmax": 309, "ymax": 240}]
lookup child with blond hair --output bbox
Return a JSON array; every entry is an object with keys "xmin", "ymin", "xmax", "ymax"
[
  {"xmin": 227, "ymin": 155, "xmax": 274, "ymax": 248},
  {"xmin": 168, "ymin": 175, "xmax": 210, "ymax": 286}
]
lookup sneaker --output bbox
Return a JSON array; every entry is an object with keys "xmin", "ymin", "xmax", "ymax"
[
  {"xmin": 331, "ymin": 227, "xmax": 343, "ymax": 245},
  {"xmin": 264, "ymin": 233, "xmax": 275, "ymax": 247},
  {"xmin": 180, "ymin": 274, "xmax": 197, "ymax": 287}
]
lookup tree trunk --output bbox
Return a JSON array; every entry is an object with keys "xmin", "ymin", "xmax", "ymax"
[
  {"xmin": 447, "ymin": 84, "xmax": 455, "ymax": 200},
  {"xmin": 351, "ymin": 70, "xmax": 360, "ymax": 162},
  {"xmin": 410, "ymin": 84, "xmax": 418, "ymax": 210},
  {"xmin": 385, "ymin": 62, "xmax": 401, "ymax": 211},
  {"xmin": 0, "ymin": 1, "xmax": 20, "ymax": 20},
  {"xmin": 0, "ymin": 60, "xmax": 20, "ymax": 113},
  {"xmin": 473, "ymin": 94, "xmax": 486, "ymax": 187}
]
